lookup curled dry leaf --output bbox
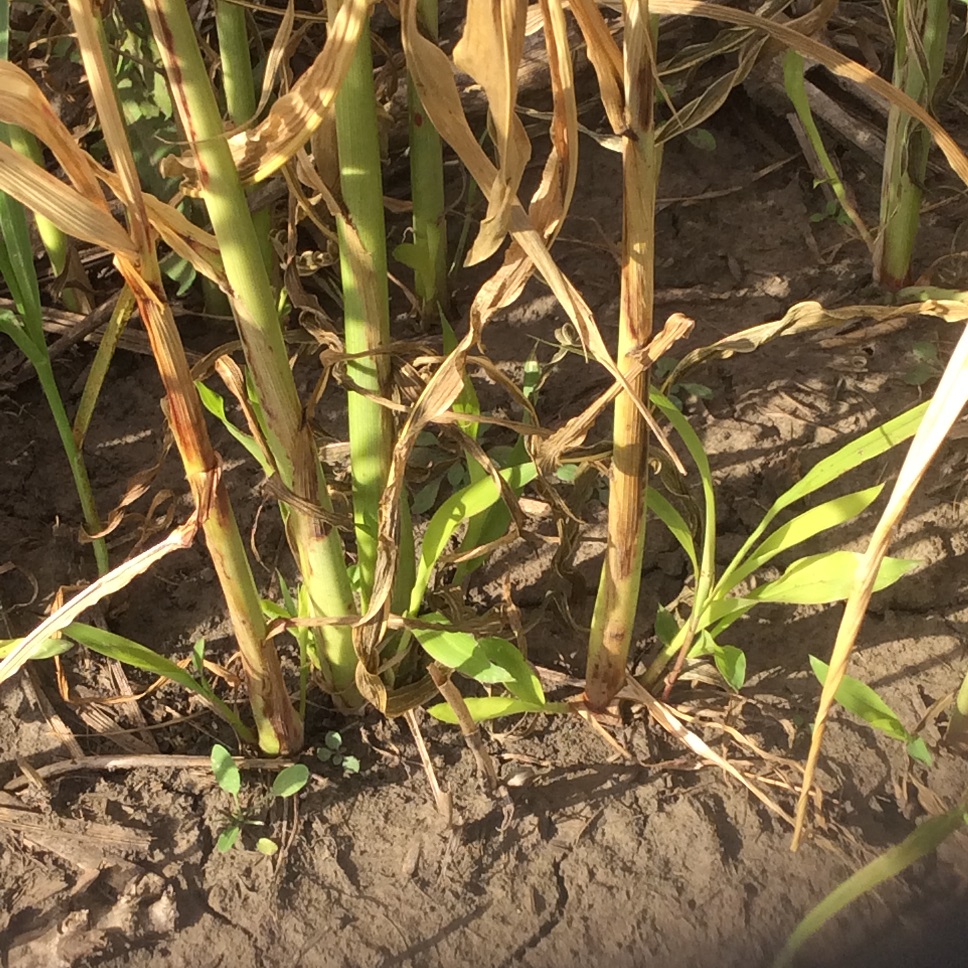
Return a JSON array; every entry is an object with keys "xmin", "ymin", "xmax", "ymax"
[
  {"xmin": 161, "ymin": 0, "xmax": 372, "ymax": 191},
  {"xmin": 453, "ymin": 0, "xmax": 531, "ymax": 264}
]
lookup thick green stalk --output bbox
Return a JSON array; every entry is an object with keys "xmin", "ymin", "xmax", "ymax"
[
  {"xmin": 215, "ymin": 0, "xmax": 274, "ymax": 278},
  {"xmin": 143, "ymin": 0, "xmax": 359, "ymax": 702},
  {"xmin": 877, "ymin": 0, "xmax": 949, "ymax": 289},
  {"xmin": 407, "ymin": 0, "xmax": 449, "ymax": 321},
  {"xmin": 585, "ymin": 3, "xmax": 659, "ymax": 710},
  {"xmin": 326, "ymin": 0, "xmax": 396, "ymax": 605}
]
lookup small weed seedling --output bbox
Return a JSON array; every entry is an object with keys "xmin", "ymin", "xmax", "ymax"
[
  {"xmin": 315, "ymin": 731, "xmax": 361, "ymax": 776},
  {"xmin": 210, "ymin": 744, "xmax": 309, "ymax": 855}
]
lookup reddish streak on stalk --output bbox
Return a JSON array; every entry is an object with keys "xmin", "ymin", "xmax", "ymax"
[
  {"xmin": 585, "ymin": 0, "xmax": 656, "ymax": 711},
  {"xmin": 125, "ymin": 272, "xmax": 303, "ymax": 754}
]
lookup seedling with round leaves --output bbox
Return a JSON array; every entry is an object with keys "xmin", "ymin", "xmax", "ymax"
[
  {"xmin": 315, "ymin": 731, "xmax": 361, "ymax": 776},
  {"xmin": 210, "ymin": 745, "xmax": 309, "ymax": 856}
]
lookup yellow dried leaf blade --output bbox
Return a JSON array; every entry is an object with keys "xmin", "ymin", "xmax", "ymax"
[
  {"xmin": 793, "ymin": 321, "xmax": 968, "ymax": 846},
  {"xmin": 0, "ymin": 142, "xmax": 137, "ymax": 260},
  {"xmin": 567, "ymin": 0, "xmax": 625, "ymax": 133},
  {"xmin": 216, "ymin": 0, "xmax": 371, "ymax": 187},
  {"xmin": 632, "ymin": 0, "xmax": 968, "ymax": 187},
  {"xmin": 455, "ymin": 0, "xmax": 532, "ymax": 263},
  {"xmin": 0, "ymin": 63, "xmax": 105, "ymax": 202}
]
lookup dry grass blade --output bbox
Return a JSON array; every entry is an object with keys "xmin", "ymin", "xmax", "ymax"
[
  {"xmin": 623, "ymin": 677, "xmax": 794, "ymax": 825},
  {"xmin": 791, "ymin": 322, "xmax": 968, "ymax": 848},
  {"xmin": 162, "ymin": 0, "xmax": 372, "ymax": 190},
  {"xmin": 536, "ymin": 312, "xmax": 693, "ymax": 473},
  {"xmin": 402, "ymin": 0, "xmax": 664, "ymax": 447},
  {"xmin": 461, "ymin": 0, "xmax": 579, "ymax": 324},
  {"xmin": 0, "ymin": 142, "xmax": 136, "ymax": 260},
  {"xmin": 568, "ymin": 0, "xmax": 625, "ymax": 133},
  {"xmin": 0, "ymin": 62, "xmax": 104, "ymax": 198},
  {"xmin": 0, "ymin": 512, "xmax": 203, "ymax": 687},
  {"xmin": 662, "ymin": 298, "xmax": 968, "ymax": 389},
  {"xmin": 640, "ymin": 0, "xmax": 968, "ymax": 187},
  {"xmin": 454, "ymin": 0, "xmax": 531, "ymax": 264}
]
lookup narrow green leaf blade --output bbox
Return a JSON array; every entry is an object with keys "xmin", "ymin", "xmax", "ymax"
[
  {"xmin": 646, "ymin": 486, "xmax": 698, "ymax": 574},
  {"xmin": 745, "ymin": 552, "xmax": 917, "ymax": 605},
  {"xmin": 810, "ymin": 656, "xmax": 910, "ymax": 743},
  {"xmin": 726, "ymin": 486, "xmax": 884, "ymax": 593},
  {"xmin": 773, "ymin": 806, "xmax": 967, "ymax": 968},
  {"xmin": 411, "ymin": 462, "xmax": 537, "ymax": 614},
  {"xmin": 427, "ymin": 696, "xmax": 570, "ymax": 724}
]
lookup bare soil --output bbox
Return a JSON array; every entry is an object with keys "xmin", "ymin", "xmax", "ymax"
[{"xmin": 2, "ymin": 29, "xmax": 968, "ymax": 968}]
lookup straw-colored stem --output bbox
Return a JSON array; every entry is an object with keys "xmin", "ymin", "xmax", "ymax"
[
  {"xmin": 144, "ymin": 0, "xmax": 360, "ymax": 702},
  {"xmin": 69, "ymin": 0, "xmax": 302, "ymax": 751},
  {"xmin": 877, "ymin": 0, "xmax": 949, "ymax": 289},
  {"xmin": 407, "ymin": 0, "xmax": 449, "ymax": 321},
  {"xmin": 585, "ymin": 2, "xmax": 659, "ymax": 711}
]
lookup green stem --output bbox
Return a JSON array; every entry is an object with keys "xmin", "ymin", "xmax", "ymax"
[
  {"xmin": 327, "ymin": 0, "xmax": 397, "ymax": 606},
  {"xmin": 144, "ymin": 0, "xmax": 359, "ymax": 703},
  {"xmin": 215, "ymin": 0, "xmax": 274, "ymax": 278},
  {"xmin": 407, "ymin": 0, "xmax": 449, "ymax": 322},
  {"xmin": 877, "ymin": 0, "xmax": 949, "ymax": 289}
]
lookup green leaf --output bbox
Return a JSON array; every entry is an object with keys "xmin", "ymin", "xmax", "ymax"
[
  {"xmin": 906, "ymin": 737, "xmax": 932, "ymax": 766},
  {"xmin": 650, "ymin": 390, "xmax": 718, "ymax": 624},
  {"xmin": 413, "ymin": 616, "xmax": 543, "ymax": 705},
  {"xmin": 255, "ymin": 837, "xmax": 278, "ymax": 856},
  {"xmin": 646, "ymin": 486, "xmax": 698, "ymax": 574},
  {"xmin": 773, "ymin": 805, "xmax": 967, "ymax": 968},
  {"xmin": 324, "ymin": 731, "xmax": 342, "ymax": 751},
  {"xmin": 654, "ymin": 606, "xmax": 679, "ymax": 647},
  {"xmin": 724, "ymin": 486, "xmax": 884, "ymax": 593},
  {"xmin": 211, "ymin": 745, "xmax": 241, "ymax": 797},
  {"xmin": 62, "ymin": 623, "xmax": 251, "ymax": 737},
  {"xmin": 555, "ymin": 463, "xmax": 580, "ymax": 482},
  {"xmin": 411, "ymin": 463, "xmax": 538, "ymax": 614},
  {"xmin": 66, "ymin": 623, "xmax": 204, "ymax": 695},
  {"xmin": 411, "ymin": 477, "xmax": 442, "ymax": 516},
  {"xmin": 712, "ymin": 644, "xmax": 747, "ymax": 691},
  {"xmin": 447, "ymin": 461, "xmax": 467, "ymax": 488},
  {"xmin": 341, "ymin": 755, "xmax": 361, "ymax": 774},
  {"xmin": 427, "ymin": 696, "xmax": 570, "ymax": 724},
  {"xmin": 192, "ymin": 638, "xmax": 206, "ymax": 675},
  {"xmin": 0, "ymin": 635, "xmax": 72, "ymax": 661},
  {"xmin": 694, "ymin": 630, "xmax": 746, "ymax": 690},
  {"xmin": 809, "ymin": 656, "xmax": 924, "ymax": 752},
  {"xmin": 686, "ymin": 128, "xmax": 717, "ymax": 152},
  {"xmin": 721, "ymin": 402, "xmax": 928, "ymax": 586},
  {"xmin": 745, "ymin": 552, "xmax": 916, "ymax": 605},
  {"xmin": 217, "ymin": 825, "xmax": 241, "ymax": 853},
  {"xmin": 271, "ymin": 763, "xmax": 309, "ymax": 798},
  {"xmin": 678, "ymin": 382, "xmax": 713, "ymax": 399},
  {"xmin": 195, "ymin": 381, "xmax": 270, "ymax": 473},
  {"xmin": 478, "ymin": 637, "xmax": 545, "ymax": 705}
]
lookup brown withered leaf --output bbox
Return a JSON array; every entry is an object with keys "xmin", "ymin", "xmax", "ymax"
[
  {"xmin": 567, "ymin": 0, "xmax": 625, "ymax": 134},
  {"xmin": 453, "ymin": 0, "xmax": 532, "ymax": 264},
  {"xmin": 465, "ymin": 0, "xmax": 579, "ymax": 323},
  {"xmin": 162, "ymin": 0, "xmax": 372, "ymax": 191},
  {"xmin": 0, "ymin": 142, "xmax": 136, "ymax": 262}
]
